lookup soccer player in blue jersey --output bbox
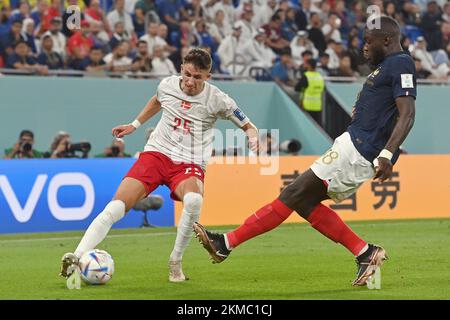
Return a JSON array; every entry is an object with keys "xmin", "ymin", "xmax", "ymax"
[{"xmin": 193, "ymin": 15, "xmax": 416, "ymax": 286}]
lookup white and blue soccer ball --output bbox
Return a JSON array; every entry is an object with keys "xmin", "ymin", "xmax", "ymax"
[{"xmin": 79, "ymin": 249, "xmax": 114, "ymax": 285}]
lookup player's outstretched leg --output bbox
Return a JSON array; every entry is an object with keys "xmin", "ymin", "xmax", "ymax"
[
  {"xmin": 59, "ymin": 177, "xmax": 146, "ymax": 283},
  {"xmin": 59, "ymin": 200, "xmax": 126, "ymax": 279},
  {"xmin": 169, "ymin": 192, "xmax": 203, "ymax": 282},
  {"xmin": 352, "ymin": 244, "xmax": 388, "ymax": 286},
  {"xmin": 193, "ymin": 198, "xmax": 292, "ymax": 263},
  {"xmin": 193, "ymin": 222, "xmax": 231, "ymax": 263}
]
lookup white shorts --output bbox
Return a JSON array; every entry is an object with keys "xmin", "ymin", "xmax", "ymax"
[{"xmin": 310, "ymin": 132, "xmax": 375, "ymax": 203}]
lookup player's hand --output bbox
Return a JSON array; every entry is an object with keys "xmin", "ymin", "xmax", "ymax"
[
  {"xmin": 373, "ymin": 157, "xmax": 393, "ymax": 182},
  {"xmin": 248, "ymin": 136, "xmax": 259, "ymax": 154},
  {"xmin": 112, "ymin": 124, "xmax": 136, "ymax": 138}
]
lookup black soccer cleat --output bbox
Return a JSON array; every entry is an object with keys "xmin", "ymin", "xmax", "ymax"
[
  {"xmin": 193, "ymin": 222, "xmax": 231, "ymax": 264},
  {"xmin": 352, "ymin": 244, "xmax": 388, "ymax": 286}
]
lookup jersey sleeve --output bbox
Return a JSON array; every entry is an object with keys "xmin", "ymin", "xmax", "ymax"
[
  {"xmin": 391, "ymin": 56, "xmax": 417, "ymax": 100},
  {"xmin": 156, "ymin": 76, "xmax": 172, "ymax": 102},
  {"xmin": 217, "ymin": 92, "xmax": 250, "ymax": 128},
  {"xmin": 156, "ymin": 80, "xmax": 163, "ymax": 102}
]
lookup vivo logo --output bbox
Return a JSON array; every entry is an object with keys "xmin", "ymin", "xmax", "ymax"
[{"xmin": 0, "ymin": 173, "xmax": 95, "ymax": 222}]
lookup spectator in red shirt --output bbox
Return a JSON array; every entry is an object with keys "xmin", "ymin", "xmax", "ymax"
[
  {"xmin": 85, "ymin": 0, "xmax": 111, "ymax": 35},
  {"xmin": 48, "ymin": 0, "xmax": 62, "ymax": 24},
  {"xmin": 32, "ymin": 0, "xmax": 51, "ymax": 37},
  {"xmin": 262, "ymin": 13, "xmax": 290, "ymax": 55},
  {"xmin": 67, "ymin": 20, "xmax": 94, "ymax": 60}
]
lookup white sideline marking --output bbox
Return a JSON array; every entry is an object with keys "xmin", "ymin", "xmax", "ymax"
[{"xmin": 0, "ymin": 231, "xmax": 178, "ymax": 244}]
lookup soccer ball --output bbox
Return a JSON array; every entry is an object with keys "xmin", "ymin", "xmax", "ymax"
[{"xmin": 79, "ymin": 249, "xmax": 114, "ymax": 285}]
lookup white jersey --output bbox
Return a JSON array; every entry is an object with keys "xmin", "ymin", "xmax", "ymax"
[{"xmin": 144, "ymin": 75, "xmax": 250, "ymax": 169}]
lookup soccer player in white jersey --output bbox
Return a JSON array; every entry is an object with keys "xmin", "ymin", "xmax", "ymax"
[{"xmin": 59, "ymin": 48, "xmax": 259, "ymax": 283}]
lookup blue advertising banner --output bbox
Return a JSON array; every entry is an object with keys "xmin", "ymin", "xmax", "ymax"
[{"xmin": 0, "ymin": 159, "xmax": 175, "ymax": 234}]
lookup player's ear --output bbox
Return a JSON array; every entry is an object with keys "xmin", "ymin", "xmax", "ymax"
[{"xmin": 384, "ymin": 36, "xmax": 391, "ymax": 46}]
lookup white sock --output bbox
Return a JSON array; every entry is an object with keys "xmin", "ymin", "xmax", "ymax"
[
  {"xmin": 169, "ymin": 192, "xmax": 203, "ymax": 262},
  {"xmin": 357, "ymin": 244, "xmax": 369, "ymax": 257},
  {"xmin": 74, "ymin": 200, "xmax": 126, "ymax": 258}
]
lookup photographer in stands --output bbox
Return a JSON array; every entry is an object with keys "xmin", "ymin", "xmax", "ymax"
[
  {"xmin": 4, "ymin": 130, "xmax": 43, "ymax": 159},
  {"xmin": 47, "ymin": 131, "xmax": 91, "ymax": 159},
  {"xmin": 95, "ymin": 138, "xmax": 131, "ymax": 158}
]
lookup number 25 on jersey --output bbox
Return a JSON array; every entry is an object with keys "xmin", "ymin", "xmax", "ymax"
[{"xmin": 173, "ymin": 117, "xmax": 193, "ymax": 134}]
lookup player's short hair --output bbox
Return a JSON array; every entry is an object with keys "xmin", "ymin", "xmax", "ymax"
[
  {"xmin": 367, "ymin": 15, "xmax": 401, "ymax": 38},
  {"xmin": 380, "ymin": 16, "xmax": 400, "ymax": 34},
  {"xmin": 183, "ymin": 48, "xmax": 212, "ymax": 72}
]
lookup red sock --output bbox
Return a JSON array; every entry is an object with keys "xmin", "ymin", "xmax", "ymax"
[
  {"xmin": 227, "ymin": 199, "xmax": 293, "ymax": 248},
  {"xmin": 307, "ymin": 204, "xmax": 366, "ymax": 256}
]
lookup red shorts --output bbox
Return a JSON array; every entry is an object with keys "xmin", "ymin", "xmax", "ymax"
[{"xmin": 125, "ymin": 151, "xmax": 205, "ymax": 201}]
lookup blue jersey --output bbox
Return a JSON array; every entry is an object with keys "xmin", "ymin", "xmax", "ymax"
[{"xmin": 347, "ymin": 51, "xmax": 417, "ymax": 164}]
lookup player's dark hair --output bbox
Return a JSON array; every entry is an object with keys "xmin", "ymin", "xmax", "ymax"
[
  {"xmin": 183, "ymin": 48, "xmax": 212, "ymax": 71},
  {"xmin": 380, "ymin": 16, "xmax": 400, "ymax": 34},
  {"xmin": 367, "ymin": 15, "xmax": 401, "ymax": 38}
]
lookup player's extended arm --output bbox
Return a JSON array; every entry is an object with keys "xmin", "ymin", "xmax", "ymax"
[
  {"xmin": 112, "ymin": 95, "xmax": 162, "ymax": 138},
  {"xmin": 373, "ymin": 96, "xmax": 415, "ymax": 182},
  {"xmin": 241, "ymin": 122, "xmax": 259, "ymax": 154}
]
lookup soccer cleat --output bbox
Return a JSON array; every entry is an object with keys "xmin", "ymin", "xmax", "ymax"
[
  {"xmin": 193, "ymin": 222, "xmax": 231, "ymax": 264},
  {"xmin": 59, "ymin": 252, "xmax": 79, "ymax": 279},
  {"xmin": 352, "ymin": 244, "xmax": 388, "ymax": 286},
  {"xmin": 168, "ymin": 261, "xmax": 189, "ymax": 282}
]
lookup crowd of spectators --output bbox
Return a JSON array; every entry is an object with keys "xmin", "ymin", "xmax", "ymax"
[{"xmin": 0, "ymin": 0, "xmax": 448, "ymax": 81}]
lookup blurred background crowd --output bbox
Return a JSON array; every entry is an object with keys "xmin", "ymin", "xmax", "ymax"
[{"xmin": 0, "ymin": 0, "xmax": 448, "ymax": 81}]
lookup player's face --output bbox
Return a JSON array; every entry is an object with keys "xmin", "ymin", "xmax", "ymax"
[
  {"xmin": 180, "ymin": 63, "xmax": 211, "ymax": 96},
  {"xmin": 363, "ymin": 32, "xmax": 385, "ymax": 66}
]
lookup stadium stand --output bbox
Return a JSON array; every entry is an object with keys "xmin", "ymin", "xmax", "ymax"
[
  {"xmin": 0, "ymin": 0, "xmax": 449, "ymax": 154},
  {"xmin": 0, "ymin": 0, "xmax": 448, "ymax": 80}
]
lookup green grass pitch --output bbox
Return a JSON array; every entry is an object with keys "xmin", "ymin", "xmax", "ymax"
[{"xmin": 0, "ymin": 218, "xmax": 449, "ymax": 300}]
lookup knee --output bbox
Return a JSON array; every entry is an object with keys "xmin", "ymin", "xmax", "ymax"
[
  {"xmin": 183, "ymin": 192, "xmax": 203, "ymax": 214},
  {"xmin": 98, "ymin": 200, "xmax": 126, "ymax": 224}
]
